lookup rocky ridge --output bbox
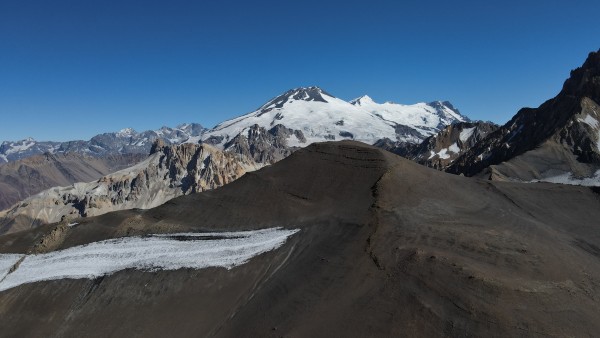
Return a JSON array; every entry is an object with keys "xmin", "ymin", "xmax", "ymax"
[
  {"xmin": 0, "ymin": 123, "xmax": 205, "ymax": 164},
  {"xmin": 408, "ymin": 121, "xmax": 498, "ymax": 169},
  {"xmin": 0, "ymin": 141, "xmax": 260, "ymax": 234},
  {"xmin": 0, "ymin": 152, "xmax": 146, "ymax": 211},
  {"xmin": 447, "ymin": 49, "xmax": 600, "ymax": 184}
]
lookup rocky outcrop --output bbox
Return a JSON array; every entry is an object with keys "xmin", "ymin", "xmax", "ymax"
[
  {"xmin": 0, "ymin": 142, "xmax": 260, "ymax": 234},
  {"xmin": 447, "ymin": 49, "xmax": 600, "ymax": 184},
  {"xmin": 220, "ymin": 124, "xmax": 305, "ymax": 164},
  {"xmin": 0, "ymin": 152, "xmax": 146, "ymax": 211},
  {"xmin": 408, "ymin": 121, "xmax": 498, "ymax": 170}
]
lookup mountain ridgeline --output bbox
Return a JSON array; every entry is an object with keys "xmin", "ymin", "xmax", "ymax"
[
  {"xmin": 0, "ymin": 123, "xmax": 205, "ymax": 164},
  {"xmin": 0, "ymin": 141, "xmax": 260, "ymax": 234},
  {"xmin": 0, "ymin": 152, "xmax": 146, "ymax": 211},
  {"xmin": 447, "ymin": 49, "xmax": 600, "ymax": 183}
]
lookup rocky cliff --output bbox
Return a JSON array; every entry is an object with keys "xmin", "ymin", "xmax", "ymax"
[
  {"xmin": 408, "ymin": 121, "xmax": 498, "ymax": 170},
  {"xmin": 0, "ymin": 141, "xmax": 259, "ymax": 234},
  {"xmin": 447, "ymin": 50, "xmax": 600, "ymax": 184},
  {"xmin": 0, "ymin": 153, "xmax": 146, "ymax": 211}
]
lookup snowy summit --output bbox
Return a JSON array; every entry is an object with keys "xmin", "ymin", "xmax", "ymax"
[{"xmin": 201, "ymin": 86, "xmax": 470, "ymax": 147}]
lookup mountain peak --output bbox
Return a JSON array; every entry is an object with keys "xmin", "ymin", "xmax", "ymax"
[
  {"xmin": 285, "ymin": 86, "xmax": 333, "ymax": 101},
  {"xmin": 350, "ymin": 95, "xmax": 375, "ymax": 106},
  {"xmin": 259, "ymin": 86, "xmax": 334, "ymax": 112},
  {"xmin": 561, "ymin": 49, "xmax": 600, "ymax": 100},
  {"xmin": 427, "ymin": 101, "xmax": 469, "ymax": 122},
  {"xmin": 116, "ymin": 128, "xmax": 137, "ymax": 137}
]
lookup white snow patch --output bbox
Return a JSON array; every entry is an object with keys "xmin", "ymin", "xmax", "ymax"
[
  {"xmin": 429, "ymin": 144, "xmax": 459, "ymax": 160},
  {"xmin": 0, "ymin": 254, "xmax": 24, "ymax": 281},
  {"xmin": 579, "ymin": 114, "xmax": 599, "ymax": 129},
  {"xmin": 4, "ymin": 140, "xmax": 36, "ymax": 155},
  {"xmin": 576, "ymin": 115, "xmax": 600, "ymax": 150},
  {"xmin": 436, "ymin": 148, "xmax": 451, "ymax": 159},
  {"xmin": 529, "ymin": 170, "xmax": 600, "ymax": 187},
  {"xmin": 459, "ymin": 127, "xmax": 475, "ymax": 142},
  {"xmin": 117, "ymin": 128, "xmax": 137, "ymax": 138},
  {"xmin": 0, "ymin": 227, "xmax": 299, "ymax": 292},
  {"xmin": 448, "ymin": 143, "xmax": 460, "ymax": 153}
]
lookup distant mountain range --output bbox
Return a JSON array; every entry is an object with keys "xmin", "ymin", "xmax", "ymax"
[
  {"xmin": 0, "ymin": 123, "xmax": 205, "ymax": 164},
  {"xmin": 0, "ymin": 152, "xmax": 145, "ymax": 212}
]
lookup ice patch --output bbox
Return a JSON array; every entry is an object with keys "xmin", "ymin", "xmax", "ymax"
[
  {"xmin": 436, "ymin": 148, "xmax": 450, "ymax": 159},
  {"xmin": 0, "ymin": 227, "xmax": 299, "ymax": 292},
  {"xmin": 0, "ymin": 254, "xmax": 24, "ymax": 281},
  {"xmin": 529, "ymin": 170, "xmax": 600, "ymax": 187},
  {"xmin": 579, "ymin": 114, "xmax": 599, "ymax": 129},
  {"xmin": 459, "ymin": 127, "xmax": 475, "ymax": 142}
]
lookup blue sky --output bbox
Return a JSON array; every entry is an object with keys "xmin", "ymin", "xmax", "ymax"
[{"xmin": 1, "ymin": 0, "xmax": 599, "ymax": 141}]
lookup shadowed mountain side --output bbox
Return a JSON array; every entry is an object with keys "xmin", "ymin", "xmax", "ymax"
[
  {"xmin": 447, "ymin": 50, "xmax": 600, "ymax": 183},
  {"xmin": 0, "ymin": 141, "xmax": 599, "ymax": 337}
]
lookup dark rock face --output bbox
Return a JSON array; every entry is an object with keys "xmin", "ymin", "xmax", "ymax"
[
  {"xmin": 221, "ymin": 124, "xmax": 305, "ymax": 164},
  {"xmin": 0, "ymin": 123, "xmax": 206, "ymax": 164},
  {"xmin": 258, "ymin": 86, "xmax": 332, "ymax": 113},
  {"xmin": 372, "ymin": 138, "xmax": 419, "ymax": 157},
  {"xmin": 408, "ymin": 121, "xmax": 498, "ymax": 170},
  {"xmin": 447, "ymin": 50, "xmax": 600, "ymax": 180}
]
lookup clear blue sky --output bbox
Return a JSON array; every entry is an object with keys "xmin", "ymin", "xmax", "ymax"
[{"xmin": 1, "ymin": 0, "xmax": 599, "ymax": 141}]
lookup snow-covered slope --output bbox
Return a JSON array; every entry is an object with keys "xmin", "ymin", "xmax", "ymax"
[
  {"xmin": 201, "ymin": 87, "xmax": 469, "ymax": 148},
  {"xmin": 350, "ymin": 95, "xmax": 468, "ymax": 135},
  {"xmin": 0, "ymin": 227, "xmax": 299, "ymax": 293}
]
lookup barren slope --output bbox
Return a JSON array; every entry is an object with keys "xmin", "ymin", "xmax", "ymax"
[
  {"xmin": 0, "ymin": 141, "xmax": 599, "ymax": 337},
  {"xmin": 0, "ymin": 153, "xmax": 145, "ymax": 211}
]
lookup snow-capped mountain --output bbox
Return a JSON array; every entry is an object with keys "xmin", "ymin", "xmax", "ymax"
[
  {"xmin": 201, "ymin": 86, "xmax": 469, "ymax": 149},
  {"xmin": 0, "ymin": 123, "xmax": 206, "ymax": 164},
  {"xmin": 0, "ymin": 138, "xmax": 61, "ymax": 164}
]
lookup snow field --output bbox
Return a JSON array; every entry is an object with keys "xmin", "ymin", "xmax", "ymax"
[{"xmin": 0, "ymin": 227, "xmax": 299, "ymax": 292}]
